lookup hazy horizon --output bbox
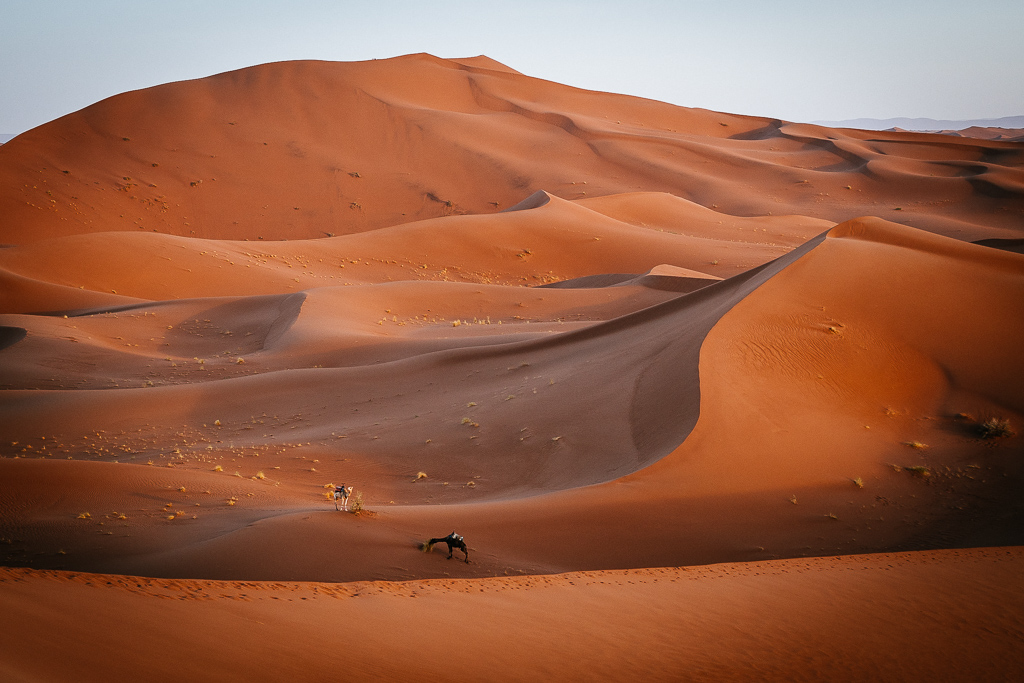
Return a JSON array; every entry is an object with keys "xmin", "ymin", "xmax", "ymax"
[{"xmin": 2, "ymin": 0, "xmax": 1023, "ymax": 135}]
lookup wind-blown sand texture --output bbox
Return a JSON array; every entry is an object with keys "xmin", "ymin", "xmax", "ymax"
[{"xmin": 2, "ymin": 54, "xmax": 1023, "ymax": 681}]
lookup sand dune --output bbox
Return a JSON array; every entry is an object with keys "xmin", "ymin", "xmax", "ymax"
[
  {"xmin": 2, "ymin": 54, "xmax": 1023, "ymax": 680},
  {"xmin": 3, "ymin": 548, "xmax": 1022, "ymax": 682},
  {"xmin": 945, "ymin": 126, "xmax": 1024, "ymax": 141},
  {"xmin": 2, "ymin": 217, "xmax": 1020, "ymax": 582},
  {"xmin": 2, "ymin": 54, "xmax": 1021, "ymax": 246},
  {"xmin": 0, "ymin": 191, "xmax": 822, "ymax": 314}
]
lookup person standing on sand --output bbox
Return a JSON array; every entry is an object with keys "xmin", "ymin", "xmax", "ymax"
[{"xmin": 333, "ymin": 484, "xmax": 353, "ymax": 511}]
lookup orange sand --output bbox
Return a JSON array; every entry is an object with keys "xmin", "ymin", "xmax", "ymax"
[
  {"xmin": 2, "ymin": 548, "xmax": 1022, "ymax": 682},
  {"xmin": 1, "ymin": 54, "xmax": 1023, "ymax": 681}
]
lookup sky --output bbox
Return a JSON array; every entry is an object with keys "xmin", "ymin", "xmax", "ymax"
[{"xmin": 2, "ymin": 0, "xmax": 1023, "ymax": 135}]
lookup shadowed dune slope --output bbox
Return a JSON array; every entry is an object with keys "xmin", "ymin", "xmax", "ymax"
[
  {"xmin": 1, "ymin": 54, "xmax": 1022, "ymax": 246},
  {"xmin": 0, "ymin": 226, "xmax": 827, "ymax": 500},
  {"xmin": 360, "ymin": 218, "xmax": 1024, "ymax": 575}
]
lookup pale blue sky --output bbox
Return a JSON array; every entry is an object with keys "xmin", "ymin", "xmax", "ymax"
[{"xmin": 2, "ymin": 0, "xmax": 1022, "ymax": 134}]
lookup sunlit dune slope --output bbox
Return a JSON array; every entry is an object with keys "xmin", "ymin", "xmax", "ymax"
[
  {"xmin": 0, "ymin": 191, "xmax": 822, "ymax": 314},
  {"xmin": 2, "ymin": 548, "xmax": 1023, "ymax": 683},
  {"xmin": 1, "ymin": 54, "xmax": 1021, "ymax": 245}
]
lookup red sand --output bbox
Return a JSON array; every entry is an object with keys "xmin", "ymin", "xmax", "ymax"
[{"xmin": 2, "ymin": 54, "xmax": 1023, "ymax": 681}]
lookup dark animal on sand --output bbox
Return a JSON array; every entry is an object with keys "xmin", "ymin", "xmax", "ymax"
[{"xmin": 423, "ymin": 531, "xmax": 469, "ymax": 563}]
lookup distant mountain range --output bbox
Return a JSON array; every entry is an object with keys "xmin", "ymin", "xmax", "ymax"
[{"xmin": 812, "ymin": 116, "xmax": 1024, "ymax": 131}]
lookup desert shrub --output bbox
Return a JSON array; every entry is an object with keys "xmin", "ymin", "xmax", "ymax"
[
  {"xmin": 906, "ymin": 466, "xmax": 931, "ymax": 479},
  {"xmin": 977, "ymin": 418, "xmax": 1014, "ymax": 440},
  {"xmin": 350, "ymin": 492, "xmax": 364, "ymax": 514}
]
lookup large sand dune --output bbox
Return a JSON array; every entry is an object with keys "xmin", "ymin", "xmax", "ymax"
[
  {"xmin": 2, "ymin": 54, "xmax": 1022, "ymax": 246},
  {"xmin": 2, "ymin": 54, "xmax": 1023, "ymax": 680}
]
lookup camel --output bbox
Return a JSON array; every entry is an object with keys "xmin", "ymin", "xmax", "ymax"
[
  {"xmin": 424, "ymin": 531, "xmax": 469, "ymax": 563},
  {"xmin": 333, "ymin": 485, "xmax": 353, "ymax": 511}
]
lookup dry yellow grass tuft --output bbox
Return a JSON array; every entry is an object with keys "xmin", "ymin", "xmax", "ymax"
[{"xmin": 906, "ymin": 466, "xmax": 931, "ymax": 479}]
